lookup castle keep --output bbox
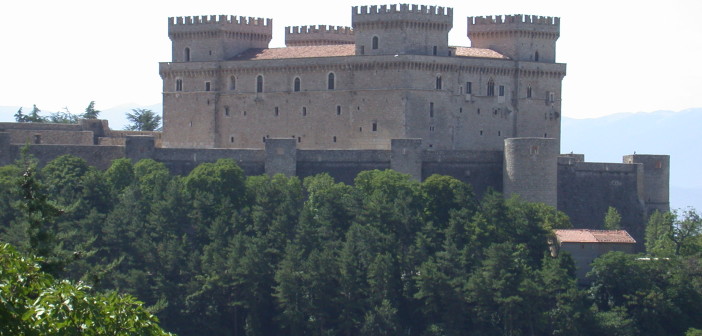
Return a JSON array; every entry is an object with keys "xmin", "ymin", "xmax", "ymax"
[{"xmin": 0, "ymin": 4, "xmax": 669, "ymax": 247}]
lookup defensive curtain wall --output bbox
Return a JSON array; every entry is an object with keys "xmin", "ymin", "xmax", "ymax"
[{"xmin": 0, "ymin": 121, "xmax": 667, "ymax": 248}]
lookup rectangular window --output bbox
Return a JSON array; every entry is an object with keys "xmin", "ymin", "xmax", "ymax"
[
  {"xmin": 499, "ymin": 85, "xmax": 505, "ymax": 96},
  {"xmin": 466, "ymin": 82, "xmax": 472, "ymax": 94},
  {"xmin": 372, "ymin": 122, "xmax": 378, "ymax": 132},
  {"xmin": 176, "ymin": 79, "xmax": 183, "ymax": 91},
  {"xmin": 205, "ymin": 82, "xmax": 211, "ymax": 91}
]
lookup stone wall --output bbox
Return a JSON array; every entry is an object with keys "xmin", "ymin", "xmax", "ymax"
[{"xmin": 557, "ymin": 160, "xmax": 647, "ymax": 247}]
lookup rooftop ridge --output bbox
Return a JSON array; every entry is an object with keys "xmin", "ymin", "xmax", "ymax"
[
  {"xmin": 169, "ymin": 15, "xmax": 272, "ymax": 27},
  {"xmin": 468, "ymin": 14, "xmax": 559, "ymax": 26},
  {"xmin": 352, "ymin": 4, "xmax": 452, "ymax": 17},
  {"xmin": 287, "ymin": 25, "xmax": 354, "ymax": 35}
]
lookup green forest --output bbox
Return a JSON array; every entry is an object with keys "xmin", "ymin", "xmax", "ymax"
[{"xmin": 1, "ymin": 153, "xmax": 701, "ymax": 335}]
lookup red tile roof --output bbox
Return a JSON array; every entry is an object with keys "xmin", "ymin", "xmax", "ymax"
[
  {"xmin": 453, "ymin": 47, "xmax": 509, "ymax": 59},
  {"xmin": 230, "ymin": 45, "xmax": 508, "ymax": 60},
  {"xmin": 554, "ymin": 229, "xmax": 636, "ymax": 244}
]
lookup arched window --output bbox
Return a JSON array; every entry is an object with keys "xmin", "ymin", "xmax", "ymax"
[
  {"xmin": 175, "ymin": 79, "xmax": 183, "ymax": 91},
  {"xmin": 435, "ymin": 75, "xmax": 442, "ymax": 90},
  {"xmin": 256, "ymin": 75, "xmax": 264, "ymax": 93},
  {"xmin": 527, "ymin": 86, "xmax": 532, "ymax": 98},
  {"xmin": 184, "ymin": 48, "xmax": 191, "ymax": 62},
  {"xmin": 487, "ymin": 79, "xmax": 495, "ymax": 96},
  {"xmin": 535, "ymin": 51, "xmax": 540, "ymax": 62},
  {"xmin": 229, "ymin": 76, "xmax": 236, "ymax": 90},
  {"xmin": 372, "ymin": 36, "xmax": 379, "ymax": 50},
  {"xmin": 294, "ymin": 77, "xmax": 301, "ymax": 92},
  {"xmin": 328, "ymin": 73, "xmax": 335, "ymax": 90}
]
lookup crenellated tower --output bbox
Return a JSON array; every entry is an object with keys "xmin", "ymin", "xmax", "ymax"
[
  {"xmin": 285, "ymin": 25, "xmax": 355, "ymax": 46},
  {"xmin": 168, "ymin": 15, "xmax": 272, "ymax": 62},
  {"xmin": 468, "ymin": 14, "xmax": 560, "ymax": 62},
  {"xmin": 352, "ymin": 4, "xmax": 452, "ymax": 56}
]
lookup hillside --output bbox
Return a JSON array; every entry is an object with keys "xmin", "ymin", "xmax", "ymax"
[{"xmin": 562, "ymin": 108, "xmax": 702, "ymax": 210}]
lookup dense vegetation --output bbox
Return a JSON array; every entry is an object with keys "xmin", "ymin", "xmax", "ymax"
[{"xmin": 1, "ymin": 154, "xmax": 700, "ymax": 335}]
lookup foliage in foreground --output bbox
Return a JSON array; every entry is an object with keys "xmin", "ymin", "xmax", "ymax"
[
  {"xmin": 0, "ymin": 243, "xmax": 172, "ymax": 335},
  {"xmin": 0, "ymin": 154, "xmax": 700, "ymax": 335}
]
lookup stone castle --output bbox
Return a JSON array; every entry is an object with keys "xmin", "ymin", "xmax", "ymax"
[{"xmin": 0, "ymin": 4, "xmax": 669, "ymax": 247}]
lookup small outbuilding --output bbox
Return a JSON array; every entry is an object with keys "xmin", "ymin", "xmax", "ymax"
[{"xmin": 551, "ymin": 229, "xmax": 637, "ymax": 285}]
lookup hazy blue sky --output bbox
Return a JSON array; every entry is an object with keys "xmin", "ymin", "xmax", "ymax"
[{"xmin": 1, "ymin": 0, "xmax": 700, "ymax": 119}]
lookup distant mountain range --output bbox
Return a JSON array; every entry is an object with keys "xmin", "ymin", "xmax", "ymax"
[
  {"xmin": 1, "ymin": 105, "xmax": 699, "ymax": 210},
  {"xmin": 561, "ymin": 108, "xmax": 701, "ymax": 211}
]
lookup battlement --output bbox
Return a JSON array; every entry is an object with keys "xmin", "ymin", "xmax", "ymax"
[
  {"xmin": 169, "ymin": 15, "xmax": 271, "ymax": 27},
  {"xmin": 468, "ymin": 14, "xmax": 559, "ymax": 26},
  {"xmin": 168, "ymin": 15, "xmax": 273, "ymax": 36},
  {"xmin": 354, "ymin": 4, "xmax": 451, "ymax": 16},
  {"xmin": 352, "ymin": 4, "xmax": 453, "ymax": 26},
  {"xmin": 285, "ymin": 25, "xmax": 355, "ymax": 46}
]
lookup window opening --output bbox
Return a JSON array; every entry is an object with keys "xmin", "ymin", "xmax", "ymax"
[
  {"xmin": 333, "ymin": 136, "xmax": 337, "ymax": 143},
  {"xmin": 328, "ymin": 73, "xmax": 335, "ymax": 90},
  {"xmin": 256, "ymin": 75, "xmax": 264, "ymax": 93},
  {"xmin": 487, "ymin": 79, "xmax": 495, "ymax": 96},
  {"xmin": 176, "ymin": 79, "xmax": 183, "ymax": 91},
  {"xmin": 372, "ymin": 122, "xmax": 377, "ymax": 132},
  {"xmin": 336, "ymin": 105, "xmax": 341, "ymax": 115},
  {"xmin": 230, "ymin": 136, "xmax": 234, "ymax": 143},
  {"xmin": 294, "ymin": 77, "xmax": 301, "ymax": 92},
  {"xmin": 297, "ymin": 136, "xmax": 301, "ymax": 143},
  {"xmin": 499, "ymin": 85, "xmax": 505, "ymax": 96},
  {"xmin": 433, "ymin": 46, "xmax": 437, "ymax": 55},
  {"xmin": 527, "ymin": 86, "xmax": 532, "ymax": 98},
  {"xmin": 224, "ymin": 106, "xmax": 230, "ymax": 117},
  {"xmin": 302, "ymin": 107, "xmax": 307, "ymax": 116},
  {"xmin": 360, "ymin": 45, "xmax": 365, "ymax": 55},
  {"xmin": 429, "ymin": 102, "xmax": 434, "ymax": 117},
  {"xmin": 435, "ymin": 76, "xmax": 442, "ymax": 90},
  {"xmin": 205, "ymin": 82, "xmax": 211, "ymax": 91},
  {"xmin": 466, "ymin": 81, "xmax": 472, "ymax": 94},
  {"xmin": 275, "ymin": 107, "xmax": 279, "ymax": 116},
  {"xmin": 535, "ymin": 51, "xmax": 540, "ymax": 62},
  {"xmin": 230, "ymin": 76, "xmax": 236, "ymax": 90},
  {"xmin": 184, "ymin": 47, "xmax": 190, "ymax": 62},
  {"xmin": 372, "ymin": 36, "xmax": 379, "ymax": 50}
]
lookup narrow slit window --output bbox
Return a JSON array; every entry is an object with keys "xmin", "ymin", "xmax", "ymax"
[
  {"xmin": 429, "ymin": 102, "xmax": 434, "ymax": 118},
  {"xmin": 274, "ymin": 107, "xmax": 279, "ymax": 116},
  {"xmin": 256, "ymin": 75, "xmax": 264, "ymax": 93},
  {"xmin": 435, "ymin": 76, "xmax": 442, "ymax": 90},
  {"xmin": 184, "ymin": 47, "xmax": 190, "ymax": 62},
  {"xmin": 205, "ymin": 82, "xmax": 211, "ymax": 91},
  {"xmin": 372, "ymin": 36, "xmax": 378, "ymax": 50},
  {"xmin": 336, "ymin": 105, "xmax": 341, "ymax": 115},
  {"xmin": 328, "ymin": 73, "xmax": 335, "ymax": 90},
  {"xmin": 433, "ymin": 46, "xmax": 437, "ymax": 55},
  {"xmin": 466, "ymin": 81, "xmax": 472, "ymax": 94},
  {"xmin": 229, "ymin": 76, "xmax": 236, "ymax": 90},
  {"xmin": 527, "ymin": 86, "xmax": 532, "ymax": 98},
  {"xmin": 499, "ymin": 85, "xmax": 505, "ymax": 96},
  {"xmin": 302, "ymin": 107, "xmax": 307, "ymax": 116},
  {"xmin": 372, "ymin": 122, "xmax": 377, "ymax": 132}
]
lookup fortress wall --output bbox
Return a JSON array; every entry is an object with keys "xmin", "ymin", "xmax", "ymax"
[
  {"xmin": 6, "ymin": 130, "xmax": 95, "ymax": 146},
  {"xmin": 298, "ymin": 149, "xmax": 391, "ymax": 184},
  {"xmin": 19, "ymin": 144, "xmax": 125, "ymax": 170},
  {"xmin": 0, "ymin": 122, "xmax": 82, "ymax": 131},
  {"xmin": 153, "ymin": 147, "xmax": 265, "ymax": 176},
  {"xmin": 422, "ymin": 150, "xmax": 503, "ymax": 196},
  {"xmin": 557, "ymin": 161, "xmax": 646, "ymax": 248}
]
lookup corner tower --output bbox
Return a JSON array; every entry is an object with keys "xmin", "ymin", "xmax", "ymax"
[
  {"xmin": 168, "ymin": 15, "xmax": 272, "ymax": 62},
  {"xmin": 352, "ymin": 4, "xmax": 453, "ymax": 56},
  {"xmin": 468, "ymin": 15, "xmax": 560, "ymax": 62},
  {"xmin": 623, "ymin": 154, "xmax": 670, "ymax": 214}
]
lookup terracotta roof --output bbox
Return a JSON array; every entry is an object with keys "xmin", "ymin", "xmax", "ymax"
[
  {"xmin": 554, "ymin": 229, "xmax": 636, "ymax": 244},
  {"xmin": 230, "ymin": 45, "xmax": 508, "ymax": 60},
  {"xmin": 231, "ymin": 45, "xmax": 355, "ymax": 60},
  {"xmin": 453, "ymin": 47, "xmax": 509, "ymax": 59}
]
